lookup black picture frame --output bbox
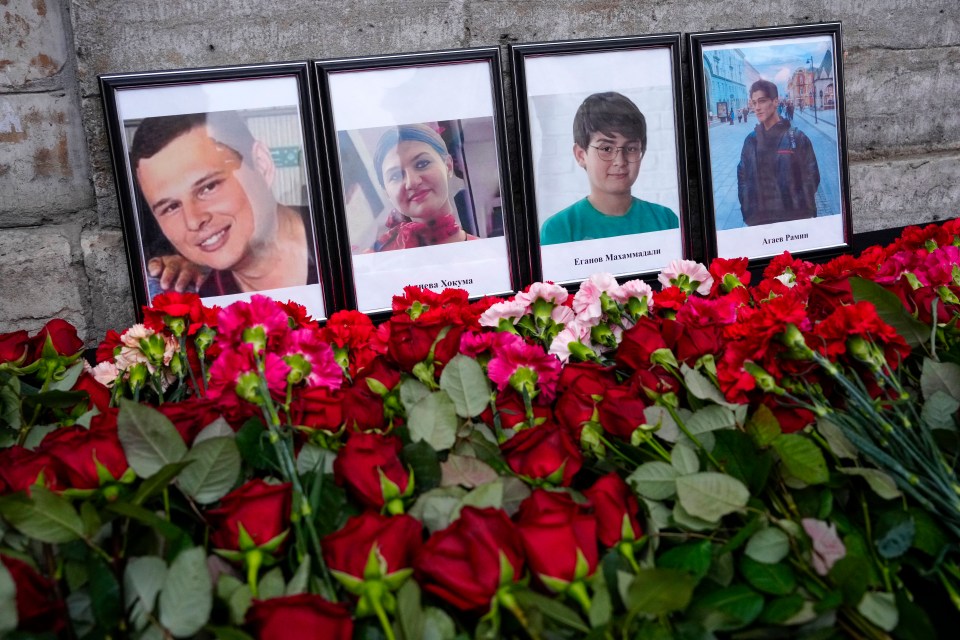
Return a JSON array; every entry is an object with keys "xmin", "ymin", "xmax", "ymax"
[
  {"xmin": 313, "ymin": 47, "xmax": 524, "ymax": 318},
  {"xmin": 510, "ymin": 34, "xmax": 692, "ymax": 290},
  {"xmin": 689, "ymin": 22, "xmax": 853, "ymax": 265},
  {"xmin": 99, "ymin": 62, "xmax": 340, "ymax": 321}
]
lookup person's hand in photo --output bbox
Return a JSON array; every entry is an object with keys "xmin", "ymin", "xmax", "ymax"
[{"xmin": 147, "ymin": 254, "xmax": 209, "ymax": 293}]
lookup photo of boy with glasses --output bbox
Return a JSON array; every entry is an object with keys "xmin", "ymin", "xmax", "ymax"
[{"xmin": 539, "ymin": 92, "xmax": 679, "ymax": 246}]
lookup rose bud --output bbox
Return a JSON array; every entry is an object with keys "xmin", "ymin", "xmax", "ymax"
[
  {"xmin": 0, "ymin": 330, "xmax": 30, "ymax": 366},
  {"xmin": 0, "ymin": 554, "xmax": 67, "ymax": 635},
  {"xmin": 583, "ymin": 473, "xmax": 643, "ymax": 547},
  {"xmin": 333, "ymin": 433, "xmax": 411, "ymax": 514},
  {"xmin": 515, "ymin": 489, "xmax": 598, "ymax": 604},
  {"xmin": 207, "ymin": 479, "xmax": 293, "ymax": 554},
  {"xmin": 0, "ymin": 447, "xmax": 62, "ymax": 494},
  {"xmin": 501, "ymin": 422, "xmax": 583, "ymax": 487},
  {"xmin": 40, "ymin": 416, "xmax": 131, "ymax": 490},
  {"xmin": 414, "ymin": 507, "xmax": 525, "ymax": 612},
  {"xmin": 597, "ymin": 385, "xmax": 650, "ymax": 440},
  {"xmin": 29, "ymin": 319, "xmax": 84, "ymax": 360},
  {"xmin": 245, "ymin": 594, "xmax": 353, "ymax": 640},
  {"xmin": 323, "ymin": 512, "xmax": 423, "ymax": 617}
]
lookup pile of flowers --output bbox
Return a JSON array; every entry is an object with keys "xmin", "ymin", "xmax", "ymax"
[{"xmin": 2, "ymin": 220, "xmax": 960, "ymax": 639}]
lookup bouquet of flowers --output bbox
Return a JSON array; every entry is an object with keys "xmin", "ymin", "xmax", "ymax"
[{"xmin": 2, "ymin": 220, "xmax": 960, "ymax": 639}]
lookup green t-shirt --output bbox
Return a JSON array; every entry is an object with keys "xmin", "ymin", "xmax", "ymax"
[{"xmin": 540, "ymin": 197, "xmax": 679, "ymax": 246}]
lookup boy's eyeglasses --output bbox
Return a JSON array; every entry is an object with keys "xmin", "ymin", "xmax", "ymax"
[{"xmin": 589, "ymin": 144, "xmax": 643, "ymax": 163}]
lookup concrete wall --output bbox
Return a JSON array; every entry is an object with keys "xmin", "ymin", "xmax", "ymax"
[{"xmin": 1, "ymin": 0, "xmax": 958, "ymax": 341}]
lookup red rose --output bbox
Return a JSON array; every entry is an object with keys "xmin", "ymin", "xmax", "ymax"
[
  {"xmin": 629, "ymin": 366, "xmax": 682, "ymax": 402},
  {"xmin": 29, "ymin": 319, "xmax": 84, "ymax": 360},
  {"xmin": 41, "ymin": 413, "xmax": 129, "ymax": 489},
  {"xmin": 341, "ymin": 379, "xmax": 387, "ymax": 432},
  {"xmin": 0, "ymin": 554, "xmax": 67, "ymax": 634},
  {"xmin": 334, "ymin": 433, "xmax": 410, "ymax": 510},
  {"xmin": 501, "ymin": 422, "xmax": 582, "ymax": 486},
  {"xmin": 598, "ymin": 385, "xmax": 651, "ymax": 439},
  {"xmin": 156, "ymin": 397, "xmax": 227, "ymax": 445},
  {"xmin": 414, "ymin": 507, "xmax": 525, "ymax": 611},
  {"xmin": 322, "ymin": 512, "xmax": 422, "ymax": 581},
  {"xmin": 245, "ymin": 594, "xmax": 352, "ymax": 640},
  {"xmin": 73, "ymin": 371, "xmax": 112, "ymax": 413},
  {"xmin": 0, "ymin": 447, "xmax": 61, "ymax": 494},
  {"xmin": 480, "ymin": 387, "xmax": 551, "ymax": 431},
  {"xmin": 762, "ymin": 396, "xmax": 816, "ymax": 435},
  {"xmin": 515, "ymin": 489, "xmax": 598, "ymax": 588},
  {"xmin": 0, "ymin": 330, "xmax": 30, "ymax": 365},
  {"xmin": 583, "ymin": 473, "xmax": 643, "ymax": 547},
  {"xmin": 554, "ymin": 363, "xmax": 616, "ymax": 437},
  {"xmin": 207, "ymin": 479, "xmax": 292, "ymax": 551},
  {"xmin": 616, "ymin": 316, "xmax": 669, "ymax": 371},
  {"xmin": 292, "ymin": 385, "xmax": 344, "ymax": 432}
]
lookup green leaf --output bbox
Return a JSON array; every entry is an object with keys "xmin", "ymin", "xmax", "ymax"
[
  {"xmin": 207, "ymin": 626, "xmax": 256, "ymax": 640},
  {"xmin": 0, "ymin": 376, "xmax": 22, "ymax": 432},
  {"xmin": 893, "ymin": 590, "xmax": 937, "ymax": 640},
  {"xmin": 107, "ymin": 502, "xmax": 188, "ymax": 550},
  {"xmin": 837, "ymin": 467, "xmax": 901, "ymax": 500},
  {"xmin": 921, "ymin": 358, "xmax": 960, "ymax": 402},
  {"xmin": 816, "ymin": 417, "xmax": 858, "ymax": 459},
  {"xmin": 234, "ymin": 419, "xmax": 276, "ymax": 471},
  {"xmin": 117, "ymin": 399, "xmax": 187, "ymax": 478},
  {"xmin": 408, "ymin": 487, "xmax": 466, "ymax": 533},
  {"xmin": 515, "ymin": 588, "xmax": 590, "ymax": 632},
  {"xmin": 682, "ymin": 365, "xmax": 736, "ymax": 407},
  {"xmin": 296, "ymin": 443, "xmax": 332, "ymax": 476},
  {"xmin": 589, "ymin": 569, "xmax": 612, "ymax": 628},
  {"xmin": 399, "ymin": 378, "xmax": 431, "ymax": 410},
  {"xmin": 407, "ymin": 391, "xmax": 458, "ymax": 451},
  {"xmin": 909, "ymin": 507, "xmax": 949, "ymax": 556},
  {"xmin": 689, "ymin": 584, "xmax": 764, "ymax": 631},
  {"xmin": 402, "ymin": 440, "xmax": 442, "ymax": 492},
  {"xmin": 258, "ymin": 567, "xmax": 285, "ymax": 600},
  {"xmin": 49, "ymin": 361, "xmax": 84, "ymax": 392},
  {"xmin": 758, "ymin": 594, "xmax": 805, "ymax": 625},
  {"xmin": 745, "ymin": 404, "xmax": 781, "ymax": 448},
  {"xmin": 675, "ymin": 472, "xmax": 750, "ymax": 522},
  {"xmin": 745, "ymin": 528, "xmax": 790, "ymax": 564},
  {"xmin": 88, "ymin": 553, "xmax": 122, "ymax": 628},
  {"xmin": 657, "ymin": 540, "xmax": 713, "ymax": 580},
  {"xmin": 439, "ymin": 453, "xmax": 498, "ymax": 488},
  {"xmin": 921, "ymin": 391, "xmax": 960, "ymax": 431},
  {"xmin": 739, "ymin": 556, "xmax": 796, "ymax": 595},
  {"xmin": 857, "ymin": 592, "xmax": 898, "ymax": 632},
  {"xmin": 672, "ymin": 502, "xmax": 719, "ymax": 531},
  {"xmin": 396, "ymin": 579, "xmax": 425, "ymax": 640},
  {"xmin": 177, "ymin": 436, "xmax": 241, "ymax": 504},
  {"xmin": 671, "ymin": 442, "xmax": 700, "ymax": 475},
  {"xmin": 454, "ymin": 479, "xmax": 503, "ymax": 519},
  {"xmin": 828, "ymin": 555, "xmax": 871, "ymax": 606},
  {"xmin": 124, "ymin": 556, "xmax": 167, "ymax": 631},
  {"xmin": 627, "ymin": 461, "xmax": 678, "ymax": 501},
  {"xmin": 0, "ymin": 562, "xmax": 17, "ymax": 634},
  {"xmin": 771, "ymin": 434, "xmax": 828, "ymax": 485},
  {"xmin": 439, "ymin": 354, "xmax": 491, "ymax": 418},
  {"xmin": 875, "ymin": 510, "xmax": 915, "ymax": 559},
  {"xmin": 131, "ymin": 461, "xmax": 191, "ymax": 506},
  {"xmin": 286, "ymin": 555, "xmax": 311, "ymax": 596},
  {"xmin": 712, "ymin": 429, "xmax": 772, "ymax": 494},
  {"xmin": 22, "ymin": 423, "xmax": 58, "ymax": 450},
  {"xmin": 626, "ymin": 568, "xmax": 697, "ymax": 616},
  {"xmin": 850, "ymin": 277, "xmax": 929, "ymax": 348},
  {"xmin": 159, "ymin": 547, "xmax": 212, "ymax": 637},
  {"xmin": 686, "ymin": 405, "xmax": 737, "ymax": 435},
  {"xmin": 0, "ymin": 486, "xmax": 85, "ymax": 543},
  {"xmin": 423, "ymin": 606, "xmax": 457, "ymax": 639}
]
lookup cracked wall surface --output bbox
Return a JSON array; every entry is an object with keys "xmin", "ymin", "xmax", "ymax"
[{"xmin": 1, "ymin": 0, "xmax": 959, "ymax": 342}]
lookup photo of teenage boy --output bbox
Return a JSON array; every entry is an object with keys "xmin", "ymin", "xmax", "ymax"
[
  {"xmin": 540, "ymin": 92, "xmax": 679, "ymax": 245},
  {"xmin": 130, "ymin": 111, "xmax": 318, "ymax": 297},
  {"xmin": 737, "ymin": 79, "xmax": 820, "ymax": 226}
]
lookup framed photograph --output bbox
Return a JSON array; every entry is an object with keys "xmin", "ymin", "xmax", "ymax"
[
  {"xmin": 511, "ymin": 34, "xmax": 690, "ymax": 287},
  {"xmin": 99, "ymin": 62, "xmax": 337, "ymax": 320},
  {"xmin": 314, "ymin": 48, "xmax": 521, "ymax": 315},
  {"xmin": 690, "ymin": 23, "xmax": 852, "ymax": 264}
]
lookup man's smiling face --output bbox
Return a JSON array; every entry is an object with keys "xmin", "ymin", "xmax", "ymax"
[{"xmin": 136, "ymin": 126, "xmax": 277, "ymax": 273}]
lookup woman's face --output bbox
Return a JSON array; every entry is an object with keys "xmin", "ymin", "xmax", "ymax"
[{"xmin": 380, "ymin": 140, "xmax": 454, "ymax": 220}]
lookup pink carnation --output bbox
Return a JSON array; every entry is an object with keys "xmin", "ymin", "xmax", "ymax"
[
  {"xmin": 658, "ymin": 260, "xmax": 714, "ymax": 296},
  {"xmin": 281, "ymin": 328, "xmax": 343, "ymax": 390},
  {"xmin": 479, "ymin": 299, "xmax": 530, "ymax": 328},
  {"xmin": 217, "ymin": 295, "xmax": 291, "ymax": 350},
  {"xmin": 548, "ymin": 319, "xmax": 594, "ymax": 364},
  {"xmin": 515, "ymin": 282, "xmax": 569, "ymax": 307},
  {"xmin": 487, "ymin": 333, "xmax": 562, "ymax": 400},
  {"xmin": 573, "ymin": 274, "xmax": 619, "ymax": 324},
  {"xmin": 610, "ymin": 279, "xmax": 654, "ymax": 307}
]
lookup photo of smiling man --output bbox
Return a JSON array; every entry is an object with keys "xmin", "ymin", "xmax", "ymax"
[{"xmin": 129, "ymin": 110, "xmax": 319, "ymax": 304}]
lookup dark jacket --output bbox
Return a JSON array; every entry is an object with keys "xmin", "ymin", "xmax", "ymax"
[{"xmin": 737, "ymin": 118, "xmax": 820, "ymax": 226}]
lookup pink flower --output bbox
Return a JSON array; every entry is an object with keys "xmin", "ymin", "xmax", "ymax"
[
  {"xmin": 658, "ymin": 260, "xmax": 714, "ymax": 296},
  {"xmin": 551, "ymin": 305, "xmax": 576, "ymax": 326},
  {"xmin": 515, "ymin": 282, "xmax": 569, "ymax": 307},
  {"xmin": 459, "ymin": 331, "xmax": 512, "ymax": 358},
  {"xmin": 206, "ymin": 348, "xmax": 290, "ymax": 407},
  {"xmin": 802, "ymin": 518, "xmax": 846, "ymax": 576},
  {"xmin": 86, "ymin": 360, "xmax": 119, "ymax": 387},
  {"xmin": 479, "ymin": 299, "xmax": 530, "ymax": 328},
  {"xmin": 548, "ymin": 320, "xmax": 594, "ymax": 364},
  {"xmin": 610, "ymin": 279, "xmax": 654, "ymax": 307},
  {"xmin": 573, "ymin": 274, "xmax": 620, "ymax": 324},
  {"xmin": 217, "ymin": 295, "xmax": 292, "ymax": 350},
  {"xmin": 487, "ymin": 333, "xmax": 562, "ymax": 400},
  {"xmin": 281, "ymin": 329, "xmax": 343, "ymax": 390}
]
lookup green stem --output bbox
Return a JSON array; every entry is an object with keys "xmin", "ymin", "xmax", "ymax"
[
  {"xmin": 370, "ymin": 591, "xmax": 397, "ymax": 640},
  {"xmin": 664, "ymin": 404, "xmax": 724, "ymax": 471}
]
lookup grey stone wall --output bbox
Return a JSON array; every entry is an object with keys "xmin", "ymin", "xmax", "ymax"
[{"xmin": 1, "ymin": 0, "xmax": 958, "ymax": 342}]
